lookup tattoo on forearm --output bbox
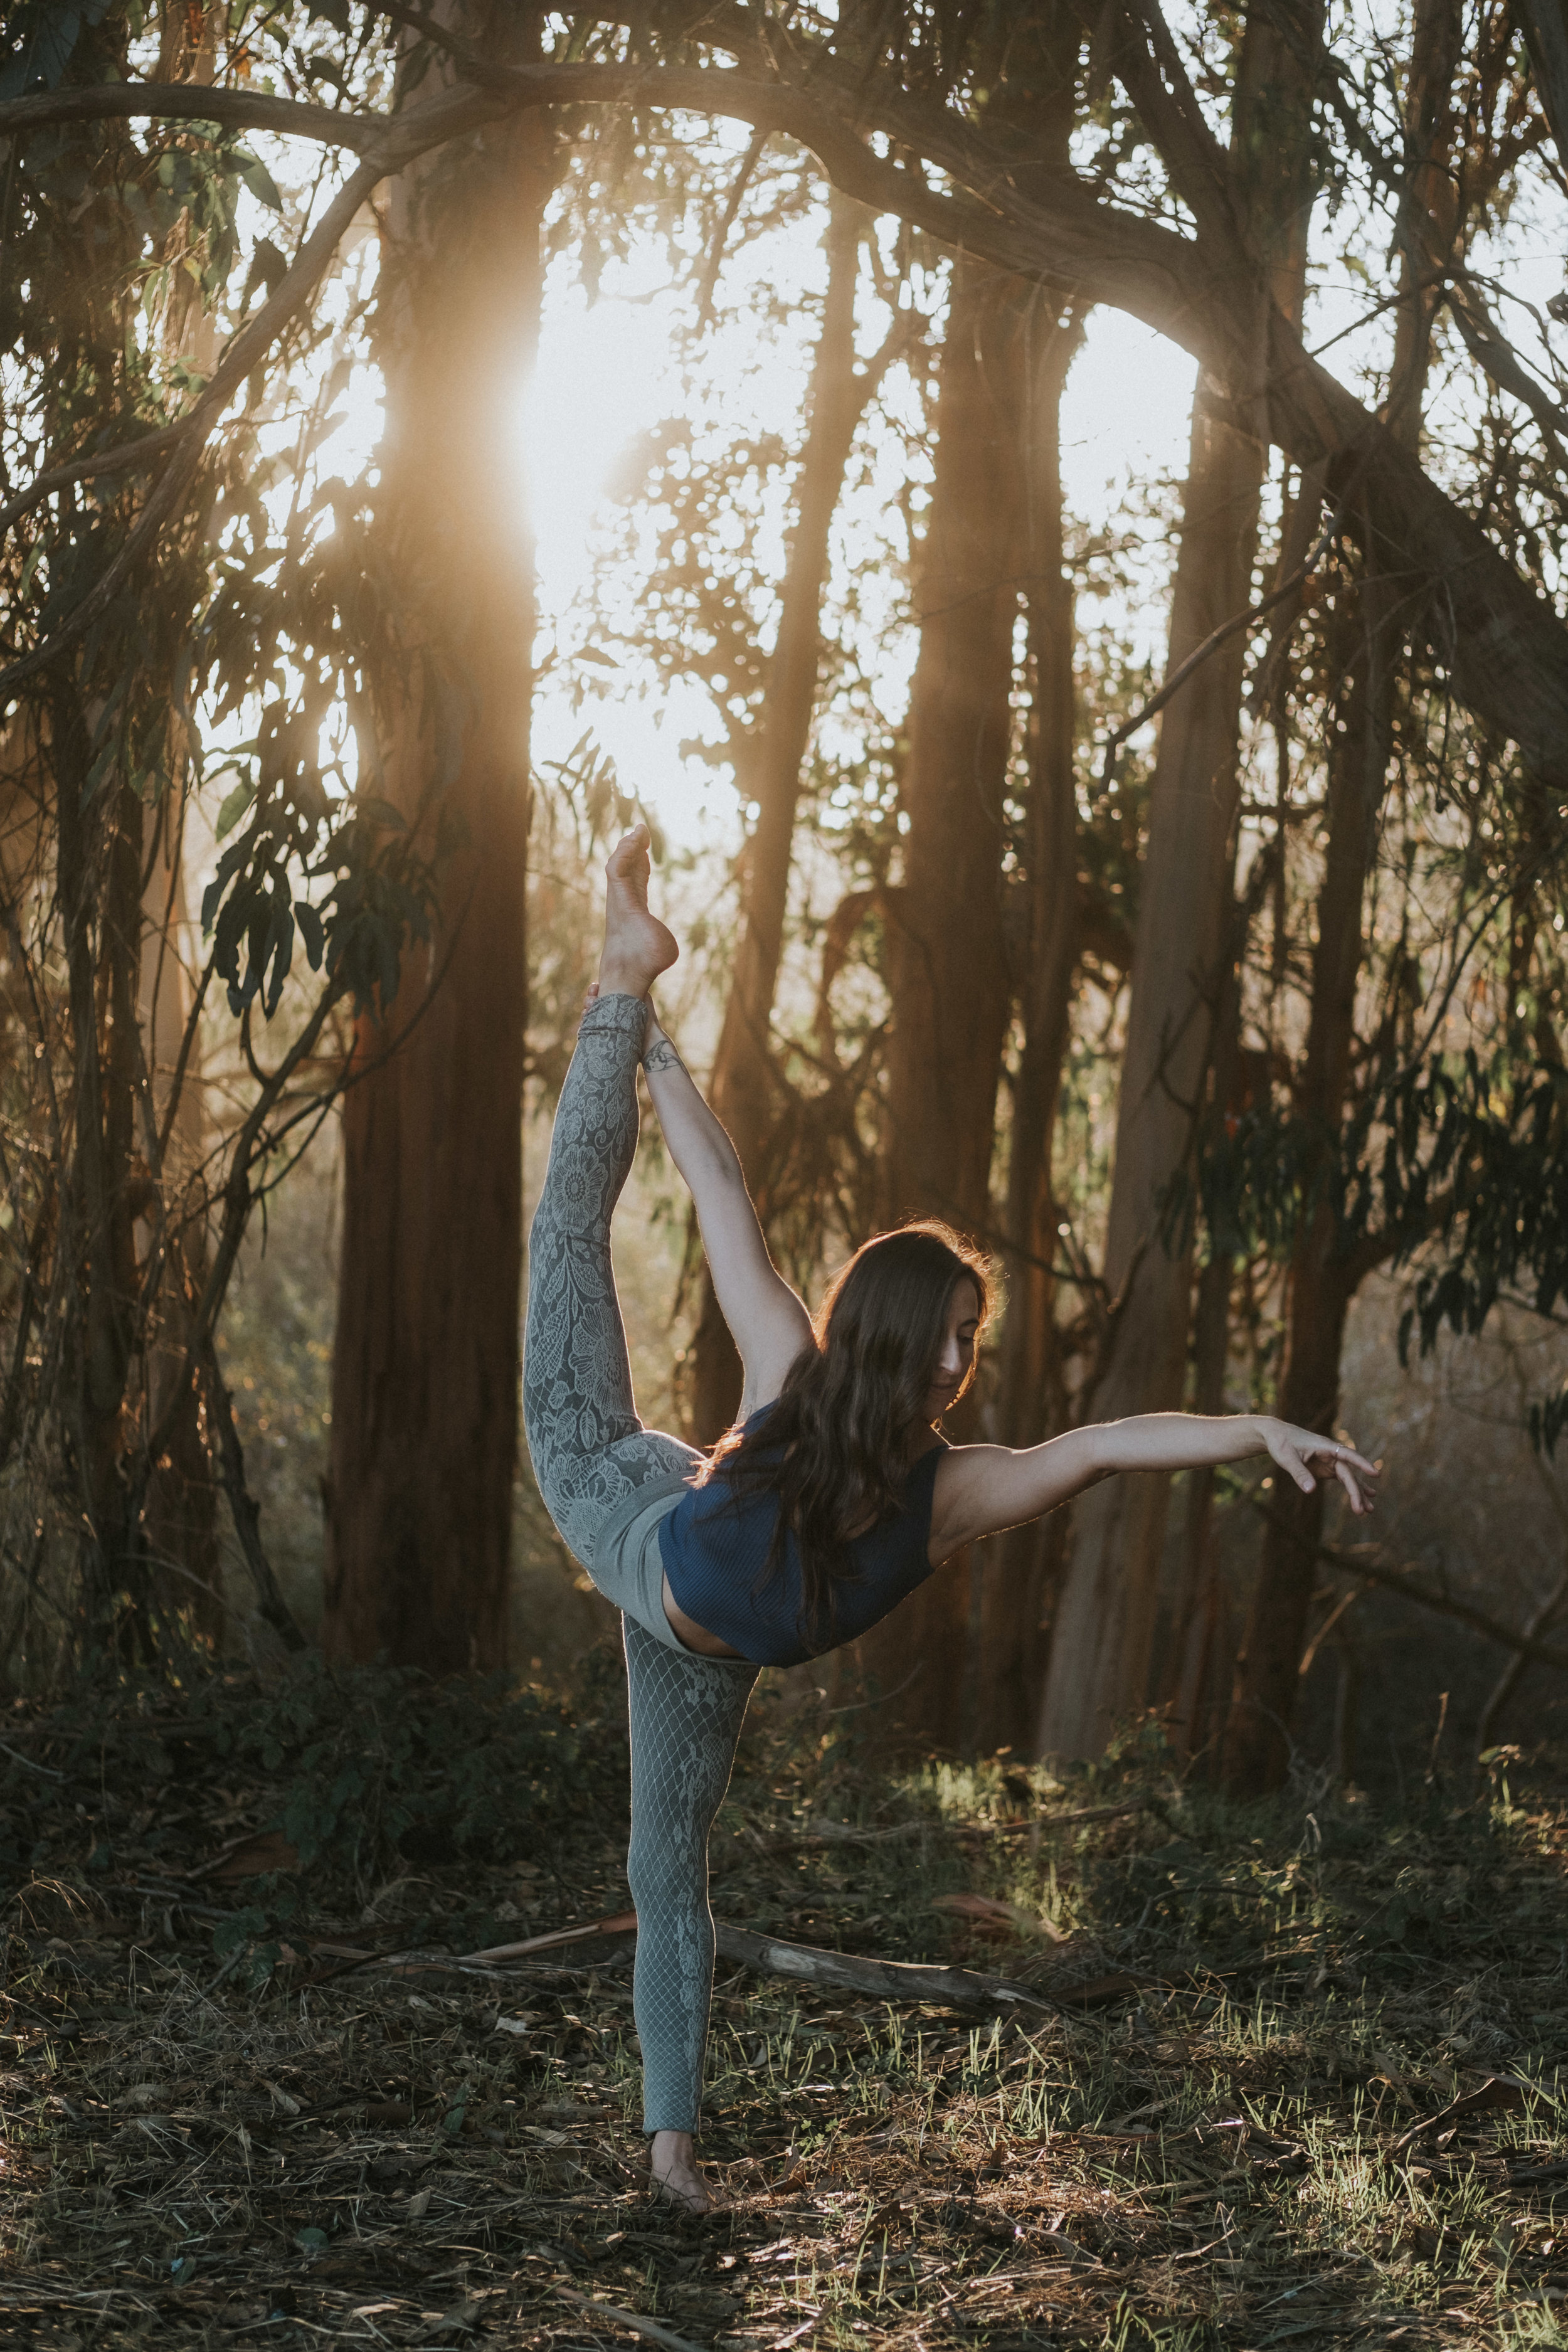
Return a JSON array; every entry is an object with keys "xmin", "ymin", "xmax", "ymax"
[{"xmin": 642, "ymin": 1036, "xmax": 686, "ymax": 1078}]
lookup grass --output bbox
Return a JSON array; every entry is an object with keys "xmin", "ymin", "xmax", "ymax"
[{"xmin": 1, "ymin": 1656, "xmax": 1567, "ymax": 2349}]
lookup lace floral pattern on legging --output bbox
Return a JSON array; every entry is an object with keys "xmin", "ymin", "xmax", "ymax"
[
  {"xmin": 522, "ymin": 992, "xmax": 697, "ymax": 1564},
  {"xmin": 624, "ymin": 1616, "xmax": 756, "ymax": 2132}
]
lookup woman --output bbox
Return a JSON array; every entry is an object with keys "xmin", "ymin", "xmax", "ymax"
[{"xmin": 523, "ymin": 825, "xmax": 1379, "ymax": 2212}]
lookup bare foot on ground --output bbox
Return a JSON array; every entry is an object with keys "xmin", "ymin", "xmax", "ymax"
[
  {"xmin": 649, "ymin": 2127, "xmax": 714, "ymax": 2213},
  {"xmin": 599, "ymin": 824, "xmax": 677, "ymax": 1002}
]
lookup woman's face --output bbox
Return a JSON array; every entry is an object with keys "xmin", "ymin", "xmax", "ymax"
[{"xmin": 923, "ymin": 1278, "xmax": 981, "ymax": 1422}]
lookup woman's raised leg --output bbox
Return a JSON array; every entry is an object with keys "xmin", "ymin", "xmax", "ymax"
[
  {"xmin": 623, "ymin": 1615, "xmax": 758, "ymax": 2210},
  {"xmin": 522, "ymin": 829, "xmax": 689, "ymax": 1564}
]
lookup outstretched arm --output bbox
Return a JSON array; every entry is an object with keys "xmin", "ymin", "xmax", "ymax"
[
  {"xmin": 928, "ymin": 1413, "xmax": 1379, "ymax": 1561},
  {"xmin": 639, "ymin": 1010, "xmax": 813, "ymax": 1419}
]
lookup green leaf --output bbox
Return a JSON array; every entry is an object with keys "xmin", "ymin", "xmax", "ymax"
[
  {"xmin": 215, "ymin": 778, "xmax": 255, "ymax": 840},
  {"xmin": 294, "ymin": 2227, "xmax": 329, "ymax": 2254},
  {"xmin": 295, "ymin": 899, "xmax": 325, "ymax": 970},
  {"xmin": 237, "ymin": 152, "xmax": 283, "ymax": 213}
]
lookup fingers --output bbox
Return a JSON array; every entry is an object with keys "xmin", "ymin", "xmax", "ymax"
[
  {"xmin": 1267, "ymin": 1422, "xmax": 1382, "ymax": 1514},
  {"xmin": 1335, "ymin": 1456, "xmax": 1377, "ymax": 1516}
]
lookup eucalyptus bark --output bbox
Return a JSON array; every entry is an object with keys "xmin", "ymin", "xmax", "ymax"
[
  {"xmin": 1034, "ymin": 384, "xmax": 1263, "ymax": 1760},
  {"xmin": 688, "ymin": 189, "xmax": 874, "ymax": 1443},
  {"xmin": 138, "ymin": 814, "xmax": 220, "ymax": 1640},
  {"xmin": 850, "ymin": 257, "xmax": 1030, "ymax": 1755},
  {"xmin": 1223, "ymin": 0, "xmax": 1461, "ymax": 1793},
  {"xmin": 973, "ymin": 304, "xmax": 1081, "ymax": 1757},
  {"xmin": 54, "ymin": 685, "xmax": 146, "ymax": 1653},
  {"xmin": 1034, "ymin": 9, "xmax": 1320, "ymax": 1761},
  {"xmin": 324, "ymin": 65, "xmax": 548, "ymax": 1672}
]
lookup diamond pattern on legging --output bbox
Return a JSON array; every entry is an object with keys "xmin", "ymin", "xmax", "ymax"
[{"xmin": 624, "ymin": 1616, "xmax": 757, "ymax": 2134}]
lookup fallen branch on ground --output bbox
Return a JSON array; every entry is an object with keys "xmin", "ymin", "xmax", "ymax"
[
  {"xmin": 711, "ymin": 1925, "xmax": 1056, "ymax": 2015},
  {"xmin": 335, "ymin": 1909, "xmax": 1155, "ymax": 2016}
]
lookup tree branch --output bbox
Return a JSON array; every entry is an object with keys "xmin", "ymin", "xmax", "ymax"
[
  {"xmin": 0, "ymin": 80, "xmax": 386, "ymax": 149},
  {"xmin": 1098, "ymin": 490, "xmax": 1350, "ymax": 787},
  {"xmin": 7, "ymin": 51, "xmax": 1568, "ymax": 783},
  {"xmin": 198, "ymin": 1342, "xmax": 309, "ymax": 1653},
  {"xmin": 1267, "ymin": 1510, "xmax": 1568, "ymax": 1675}
]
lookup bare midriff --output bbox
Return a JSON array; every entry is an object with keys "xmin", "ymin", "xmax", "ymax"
[{"xmin": 661, "ymin": 1572, "xmax": 746, "ymax": 1660}]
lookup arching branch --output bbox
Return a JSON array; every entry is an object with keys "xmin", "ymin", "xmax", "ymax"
[{"xmin": 6, "ymin": 50, "xmax": 1568, "ymax": 787}]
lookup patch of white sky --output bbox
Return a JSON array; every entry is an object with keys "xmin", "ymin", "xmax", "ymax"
[{"xmin": 521, "ymin": 136, "xmax": 1201, "ymax": 854}]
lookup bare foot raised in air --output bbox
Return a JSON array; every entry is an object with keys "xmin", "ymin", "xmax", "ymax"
[
  {"xmin": 649, "ymin": 2127, "xmax": 714, "ymax": 2215},
  {"xmin": 599, "ymin": 823, "xmax": 677, "ymax": 1003}
]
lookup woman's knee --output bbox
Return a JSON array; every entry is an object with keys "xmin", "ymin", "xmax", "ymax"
[{"xmin": 627, "ymin": 1833, "xmax": 710, "ymax": 1915}]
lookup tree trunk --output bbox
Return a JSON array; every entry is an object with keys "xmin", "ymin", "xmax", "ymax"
[
  {"xmin": 973, "ymin": 302, "xmax": 1081, "ymax": 1757},
  {"xmin": 53, "ymin": 682, "xmax": 144, "ymax": 1655},
  {"xmin": 323, "ymin": 53, "xmax": 549, "ymax": 1674},
  {"xmin": 1220, "ymin": 569, "xmax": 1397, "ymax": 1791},
  {"xmin": 687, "ymin": 190, "xmax": 885, "ymax": 1443},
  {"xmin": 139, "ymin": 806, "xmax": 220, "ymax": 1641},
  {"xmin": 1033, "ymin": 382, "xmax": 1264, "ymax": 1759},
  {"xmin": 848, "ymin": 257, "xmax": 1030, "ymax": 1754},
  {"xmin": 1223, "ymin": 0, "xmax": 1460, "ymax": 1794},
  {"xmin": 1033, "ymin": 10, "xmax": 1320, "ymax": 1761}
]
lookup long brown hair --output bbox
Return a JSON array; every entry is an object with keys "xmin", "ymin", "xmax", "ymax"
[{"xmin": 699, "ymin": 1220, "xmax": 993, "ymax": 1644}]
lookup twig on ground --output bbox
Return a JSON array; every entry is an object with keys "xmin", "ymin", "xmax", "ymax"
[
  {"xmin": 0, "ymin": 1737, "xmax": 65, "ymax": 1779},
  {"xmin": 556, "ymin": 2288, "xmax": 708, "ymax": 2352}
]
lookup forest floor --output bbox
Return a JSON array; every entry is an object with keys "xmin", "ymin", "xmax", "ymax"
[{"xmin": 2, "ymin": 1650, "xmax": 1567, "ymax": 2352}]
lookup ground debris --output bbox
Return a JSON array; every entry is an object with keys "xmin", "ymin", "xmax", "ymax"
[{"xmin": 3, "ymin": 1673, "xmax": 1567, "ymax": 2346}]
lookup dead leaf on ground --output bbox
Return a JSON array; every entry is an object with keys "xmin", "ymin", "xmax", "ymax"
[
  {"xmin": 930, "ymin": 1892, "xmax": 1069, "ymax": 1942},
  {"xmin": 201, "ymin": 1830, "xmax": 300, "ymax": 1880},
  {"xmin": 1392, "ymin": 2074, "xmax": 1535, "ymax": 2153},
  {"xmin": 1047, "ymin": 1970, "xmax": 1165, "ymax": 2006}
]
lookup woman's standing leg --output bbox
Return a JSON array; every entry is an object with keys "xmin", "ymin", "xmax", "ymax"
[{"xmin": 624, "ymin": 1619, "xmax": 757, "ymax": 2179}]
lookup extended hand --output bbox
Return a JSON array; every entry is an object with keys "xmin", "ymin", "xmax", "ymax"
[{"xmin": 1261, "ymin": 1419, "xmax": 1379, "ymax": 1513}]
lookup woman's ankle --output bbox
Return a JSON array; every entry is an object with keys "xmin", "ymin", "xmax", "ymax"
[
  {"xmin": 649, "ymin": 2128, "xmax": 711, "ymax": 2211},
  {"xmin": 588, "ymin": 978, "xmax": 650, "ymax": 1017},
  {"xmin": 596, "ymin": 962, "xmax": 654, "ymax": 1003}
]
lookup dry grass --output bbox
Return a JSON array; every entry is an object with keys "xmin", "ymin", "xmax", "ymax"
[{"xmin": 2, "ymin": 1660, "xmax": 1567, "ymax": 2350}]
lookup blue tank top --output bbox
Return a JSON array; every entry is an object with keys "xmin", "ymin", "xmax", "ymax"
[{"xmin": 658, "ymin": 1417, "xmax": 949, "ymax": 1668}]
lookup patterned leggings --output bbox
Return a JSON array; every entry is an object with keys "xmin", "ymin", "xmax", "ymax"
[{"xmin": 522, "ymin": 992, "xmax": 758, "ymax": 2136}]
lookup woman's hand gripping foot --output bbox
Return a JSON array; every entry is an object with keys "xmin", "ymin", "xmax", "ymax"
[
  {"xmin": 599, "ymin": 823, "xmax": 678, "ymax": 1004},
  {"xmin": 649, "ymin": 2127, "xmax": 715, "ymax": 2215}
]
